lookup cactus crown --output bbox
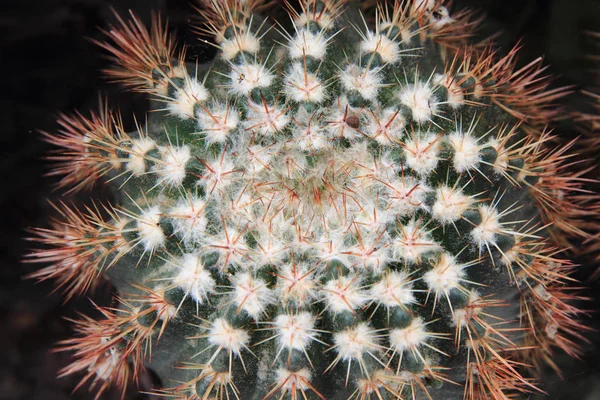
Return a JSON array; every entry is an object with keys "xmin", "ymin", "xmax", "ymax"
[{"xmin": 27, "ymin": 1, "xmax": 597, "ymax": 399}]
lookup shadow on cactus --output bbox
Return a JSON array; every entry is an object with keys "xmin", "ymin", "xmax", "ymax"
[{"xmin": 25, "ymin": 0, "xmax": 599, "ymax": 399}]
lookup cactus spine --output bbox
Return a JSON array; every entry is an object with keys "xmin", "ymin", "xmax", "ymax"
[{"xmin": 27, "ymin": 1, "xmax": 598, "ymax": 399}]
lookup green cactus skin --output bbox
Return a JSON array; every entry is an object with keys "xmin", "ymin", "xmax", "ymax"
[{"xmin": 27, "ymin": 1, "xmax": 598, "ymax": 399}]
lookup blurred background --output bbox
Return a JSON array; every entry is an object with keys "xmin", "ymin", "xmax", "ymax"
[{"xmin": 1, "ymin": 0, "xmax": 599, "ymax": 399}]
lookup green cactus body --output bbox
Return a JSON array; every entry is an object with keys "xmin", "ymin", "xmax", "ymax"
[{"xmin": 27, "ymin": 1, "xmax": 596, "ymax": 399}]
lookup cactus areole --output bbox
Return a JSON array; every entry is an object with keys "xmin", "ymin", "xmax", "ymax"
[{"xmin": 27, "ymin": 1, "xmax": 597, "ymax": 399}]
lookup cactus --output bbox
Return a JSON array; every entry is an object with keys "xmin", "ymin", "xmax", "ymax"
[{"xmin": 26, "ymin": 1, "xmax": 598, "ymax": 399}]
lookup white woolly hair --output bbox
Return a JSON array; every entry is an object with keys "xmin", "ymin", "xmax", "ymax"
[
  {"xmin": 172, "ymin": 253, "xmax": 216, "ymax": 303},
  {"xmin": 389, "ymin": 317, "xmax": 429, "ymax": 352},
  {"xmin": 447, "ymin": 131, "xmax": 481, "ymax": 173},
  {"xmin": 284, "ymin": 62, "xmax": 326, "ymax": 103},
  {"xmin": 167, "ymin": 78, "xmax": 208, "ymax": 119},
  {"xmin": 423, "ymin": 252, "xmax": 466, "ymax": 296},
  {"xmin": 339, "ymin": 64, "xmax": 383, "ymax": 101},
  {"xmin": 229, "ymin": 63, "xmax": 274, "ymax": 96},
  {"xmin": 431, "ymin": 185, "xmax": 473, "ymax": 223},
  {"xmin": 231, "ymin": 272, "xmax": 274, "ymax": 319},
  {"xmin": 402, "ymin": 131, "xmax": 441, "ymax": 175},
  {"xmin": 196, "ymin": 101, "xmax": 240, "ymax": 144},
  {"xmin": 221, "ymin": 29, "xmax": 260, "ymax": 61},
  {"xmin": 153, "ymin": 145, "xmax": 190, "ymax": 186},
  {"xmin": 273, "ymin": 312, "xmax": 317, "ymax": 350},
  {"xmin": 137, "ymin": 205, "xmax": 165, "ymax": 252},
  {"xmin": 208, "ymin": 318, "xmax": 250, "ymax": 355},
  {"xmin": 288, "ymin": 29, "xmax": 329, "ymax": 60},
  {"xmin": 398, "ymin": 80, "xmax": 438, "ymax": 123},
  {"xmin": 360, "ymin": 32, "xmax": 400, "ymax": 64},
  {"xmin": 370, "ymin": 271, "xmax": 416, "ymax": 308},
  {"xmin": 126, "ymin": 137, "xmax": 156, "ymax": 176},
  {"xmin": 323, "ymin": 274, "xmax": 369, "ymax": 313}
]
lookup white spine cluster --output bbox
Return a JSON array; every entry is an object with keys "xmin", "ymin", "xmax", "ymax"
[
  {"xmin": 169, "ymin": 196, "xmax": 207, "ymax": 245},
  {"xmin": 370, "ymin": 271, "xmax": 416, "ymax": 308},
  {"xmin": 423, "ymin": 253, "xmax": 467, "ymax": 302},
  {"xmin": 137, "ymin": 205, "xmax": 165, "ymax": 252},
  {"xmin": 275, "ymin": 368, "xmax": 312, "ymax": 393},
  {"xmin": 221, "ymin": 30, "xmax": 260, "ymax": 61},
  {"xmin": 126, "ymin": 137, "xmax": 156, "ymax": 176},
  {"xmin": 339, "ymin": 64, "xmax": 383, "ymax": 101},
  {"xmin": 399, "ymin": 80, "xmax": 439, "ymax": 123},
  {"xmin": 273, "ymin": 312, "xmax": 318, "ymax": 351},
  {"xmin": 392, "ymin": 220, "xmax": 440, "ymax": 263},
  {"xmin": 385, "ymin": 175, "xmax": 427, "ymax": 216},
  {"xmin": 364, "ymin": 107, "xmax": 405, "ymax": 145},
  {"xmin": 93, "ymin": 343, "xmax": 122, "ymax": 381},
  {"xmin": 206, "ymin": 225, "xmax": 249, "ymax": 268},
  {"xmin": 452, "ymin": 291, "xmax": 482, "ymax": 329},
  {"xmin": 245, "ymin": 100, "xmax": 291, "ymax": 135},
  {"xmin": 172, "ymin": 253, "xmax": 216, "ymax": 303},
  {"xmin": 361, "ymin": 32, "xmax": 401, "ymax": 64},
  {"xmin": 331, "ymin": 323, "xmax": 384, "ymax": 375},
  {"xmin": 276, "ymin": 262, "xmax": 318, "ymax": 306},
  {"xmin": 196, "ymin": 102, "xmax": 240, "ymax": 144},
  {"xmin": 291, "ymin": 108, "xmax": 328, "ymax": 151},
  {"xmin": 388, "ymin": 317, "xmax": 428, "ymax": 354},
  {"xmin": 448, "ymin": 131, "xmax": 481, "ymax": 173},
  {"xmin": 168, "ymin": 78, "xmax": 209, "ymax": 119},
  {"xmin": 289, "ymin": 29, "xmax": 329, "ymax": 60},
  {"xmin": 428, "ymin": 5, "xmax": 454, "ymax": 29},
  {"xmin": 431, "ymin": 185, "xmax": 473, "ymax": 223},
  {"xmin": 284, "ymin": 62, "xmax": 326, "ymax": 103},
  {"xmin": 434, "ymin": 73, "xmax": 464, "ymax": 109},
  {"xmin": 323, "ymin": 275, "xmax": 369, "ymax": 313},
  {"xmin": 197, "ymin": 155, "xmax": 239, "ymax": 194},
  {"xmin": 231, "ymin": 272, "xmax": 273, "ymax": 320},
  {"xmin": 470, "ymin": 204, "xmax": 502, "ymax": 250},
  {"xmin": 402, "ymin": 132, "xmax": 441, "ymax": 175},
  {"xmin": 229, "ymin": 63, "xmax": 274, "ymax": 96},
  {"xmin": 208, "ymin": 318, "xmax": 250, "ymax": 357},
  {"xmin": 154, "ymin": 145, "xmax": 191, "ymax": 186}
]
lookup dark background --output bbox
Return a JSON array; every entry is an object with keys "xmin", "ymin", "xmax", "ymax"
[{"xmin": 1, "ymin": 0, "xmax": 599, "ymax": 399}]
